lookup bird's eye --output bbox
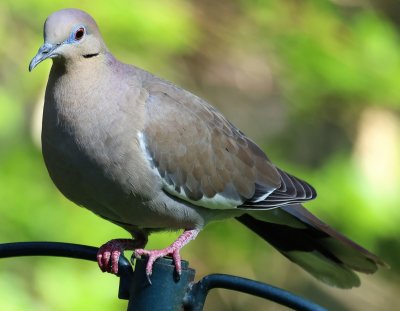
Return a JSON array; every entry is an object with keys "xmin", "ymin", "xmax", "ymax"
[{"xmin": 74, "ymin": 27, "xmax": 85, "ymax": 41}]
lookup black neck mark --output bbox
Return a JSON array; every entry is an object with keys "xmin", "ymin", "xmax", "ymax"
[{"xmin": 83, "ymin": 53, "xmax": 99, "ymax": 59}]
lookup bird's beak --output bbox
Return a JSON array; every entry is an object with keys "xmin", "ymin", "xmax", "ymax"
[{"xmin": 29, "ymin": 42, "xmax": 59, "ymax": 72}]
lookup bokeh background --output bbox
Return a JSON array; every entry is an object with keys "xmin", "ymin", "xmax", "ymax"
[{"xmin": 1, "ymin": 0, "xmax": 400, "ymax": 310}]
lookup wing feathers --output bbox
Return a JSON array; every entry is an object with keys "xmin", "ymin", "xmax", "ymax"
[
  {"xmin": 242, "ymin": 169, "xmax": 316, "ymax": 208},
  {"xmin": 141, "ymin": 84, "xmax": 315, "ymax": 210},
  {"xmin": 141, "ymin": 88, "xmax": 282, "ymax": 209}
]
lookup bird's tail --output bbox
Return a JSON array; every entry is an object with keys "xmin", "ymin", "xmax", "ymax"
[{"xmin": 236, "ymin": 204, "xmax": 387, "ymax": 288}]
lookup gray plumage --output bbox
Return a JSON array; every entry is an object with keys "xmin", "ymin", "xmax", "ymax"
[{"xmin": 29, "ymin": 8, "xmax": 386, "ymax": 288}]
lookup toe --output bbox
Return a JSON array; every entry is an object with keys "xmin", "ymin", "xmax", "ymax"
[
  {"xmin": 97, "ymin": 249, "xmax": 112, "ymax": 272},
  {"xmin": 111, "ymin": 250, "xmax": 121, "ymax": 274},
  {"xmin": 97, "ymin": 253, "xmax": 105, "ymax": 272},
  {"xmin": 134, "ymin": 249, "xmax": 147, "ymax": 258},
  {"xmin": 145, "ymin": 255, "xmax": 157, "ymax": 276},
  {"xmin": 172, "ymin": 251, "xmax": 182, "ymax": 275}
]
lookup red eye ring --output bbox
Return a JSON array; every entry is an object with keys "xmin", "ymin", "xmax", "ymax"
[{"xmin": 74, "ymin": 27, "xmax": 85, "ymax": 41}]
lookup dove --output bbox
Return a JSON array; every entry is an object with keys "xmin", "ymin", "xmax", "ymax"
[{"xmin": 29, "ymin": 8, "xmax": 385, "ymax": 288}]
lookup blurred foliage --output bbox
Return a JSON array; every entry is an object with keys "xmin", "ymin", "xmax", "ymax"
[{"xmin": 1, "ymin": 0, "xmax": 400, "ymax": 310}]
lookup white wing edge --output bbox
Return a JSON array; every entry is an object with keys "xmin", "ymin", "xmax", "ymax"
[{"xmin": 137, "ymin": 131, "xmax": 242, "ymax": 210}]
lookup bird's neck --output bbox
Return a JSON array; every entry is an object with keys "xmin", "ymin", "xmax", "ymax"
[{"xmin": 55, "ymin": 52, "xmax": 111, "ymax": 73}]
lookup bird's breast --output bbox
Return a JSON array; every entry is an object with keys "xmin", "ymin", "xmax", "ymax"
[{"xmin": 41, "ymin": 69, "xmax": 159, "ymax": 226}]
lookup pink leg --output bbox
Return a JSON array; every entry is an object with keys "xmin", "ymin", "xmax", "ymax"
[
  {"xmin": 97, "ymin": 238, "xmax": 145, "ymax": 274},
  {"xmin": 134, "ymin": 229, "xmax": 200, "ymax": 279}
]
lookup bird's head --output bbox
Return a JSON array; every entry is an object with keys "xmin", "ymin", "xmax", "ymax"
[{"xmin": 29, "ymin": 8, "xmax": 107, "ymax": 71}]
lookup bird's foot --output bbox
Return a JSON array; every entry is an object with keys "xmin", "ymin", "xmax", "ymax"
[
  {"xmin": 134, "ymin": 229, "xmax": 199, "ymax": 282},
  {"xmin": 97, "ymin": 238, "xmax": 144, "ymax": 274}
]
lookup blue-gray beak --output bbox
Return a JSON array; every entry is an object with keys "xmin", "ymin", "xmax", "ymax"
[{"xmin": 29, "ymin": 43, "xmax": 58, "ymax": 72}]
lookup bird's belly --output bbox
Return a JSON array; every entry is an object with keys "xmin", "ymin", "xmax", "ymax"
[{"xmin": 43, "ymin": 137, "xmax": 137, "ymax": 221}]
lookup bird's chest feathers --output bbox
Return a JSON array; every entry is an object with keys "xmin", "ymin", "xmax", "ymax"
[
  {"xmin": 42, "ymin": 67, "xmax": 152, "ymax": 199},
  {"xmin": 51, "ymin": 76, "xmax": 128, "ymax": 161}
]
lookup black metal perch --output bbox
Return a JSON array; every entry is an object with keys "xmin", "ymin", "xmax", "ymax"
[{"xmin": 0, "ymin": 242, "xmax": 327, "ymax": 311}]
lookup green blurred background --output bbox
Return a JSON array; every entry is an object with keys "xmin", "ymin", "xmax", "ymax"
[{"xmin": 1, "ymin": 0, "xmax": 400, "ymax": 310}]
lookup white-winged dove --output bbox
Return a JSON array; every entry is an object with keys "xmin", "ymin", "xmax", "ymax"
[{"xmin": 29, "ymin": 8, "xmax": 386, "ymax": 288}]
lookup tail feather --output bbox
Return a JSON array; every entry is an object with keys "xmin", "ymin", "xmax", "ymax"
[{"xmin": 236, "ymin": 204, "xmax": 386, "ymax": 289}]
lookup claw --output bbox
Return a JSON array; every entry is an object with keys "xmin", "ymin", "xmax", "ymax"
[
  {"xmin": 97, "ymin": 238, "xmax": 144, "ymax": 274},
  {"xmin": 134, "ymin": 229, "xmax": 199, "ymax": 281},
  {"xmin": 146, "ymin": 272, "xmax": 153, "ymax": 285}
]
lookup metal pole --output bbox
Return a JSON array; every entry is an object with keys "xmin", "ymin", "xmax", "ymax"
[{"xmin": 127, "ymin": 257, "xmax": 195, "ymax": 311}]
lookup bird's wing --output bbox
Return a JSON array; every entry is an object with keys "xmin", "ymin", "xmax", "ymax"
[{"xmin": 140, "ymin": 82, "xmax": 315, "ymax": 210}]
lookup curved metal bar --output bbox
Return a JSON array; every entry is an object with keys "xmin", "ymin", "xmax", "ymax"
[
  {"xmin": 0, "ymin": 241, "xmax": 98, "ymax": 261},
  {"xmin": 185, "ymin": 273, "xmax": 327, "ymax": 311},
  {"xmin": 0, "ymin": 241, "xmax": 134, "ymax": 299}
]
